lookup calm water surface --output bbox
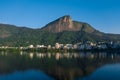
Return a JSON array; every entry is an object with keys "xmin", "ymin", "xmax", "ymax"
[{"xmin": 0, "ymin": 51, "xmax": 120, "ymax": 80}]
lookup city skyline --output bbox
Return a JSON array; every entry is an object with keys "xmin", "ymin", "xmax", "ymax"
[{"xmin": 0, "ymin": 0, "xmax": 120, "ymax": 33}]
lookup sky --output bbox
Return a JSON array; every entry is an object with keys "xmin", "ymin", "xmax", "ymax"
[{"xmin": 0, "ymin": 0, "xmax": 120, "ymax": 34}]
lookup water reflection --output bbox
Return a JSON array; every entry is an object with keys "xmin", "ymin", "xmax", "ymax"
[
  {"xmin": 0, "ymin": 51, "xmax": 120, "ymax": 80},
  {"xmin": 79, "ymin": 64, "xmax": 120, "ymax": 80},
  {"xmin": 0, "ymin": 70, "xmax": 54, "ymax": 80}
]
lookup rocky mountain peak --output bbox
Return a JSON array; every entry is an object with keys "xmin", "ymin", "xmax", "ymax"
[
  {"xmin": 58, "ymin": 15, "xmax": 73, "ymax": 29},
  {"xmin": 60, "ymin": 15, "xmax": 72, "ymax": 22},
  {"xmin": 42, "ymin": 15, "xmax": 95, "ymax": 33}
]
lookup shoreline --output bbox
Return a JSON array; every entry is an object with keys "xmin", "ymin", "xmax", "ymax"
[{"xmin": 0, "ymin": 47, "xmax": 120, "ymax": 53}]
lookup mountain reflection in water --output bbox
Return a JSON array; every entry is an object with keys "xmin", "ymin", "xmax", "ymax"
[
  {"xmin": 0, "ymin": 51, "xmax": 120, "ymax": 80},
  {"xmin": 79, "ymin": 64, "xmax": 120, "ymax": 80}
]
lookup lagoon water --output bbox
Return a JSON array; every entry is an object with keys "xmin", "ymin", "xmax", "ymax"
[{"xmin": 0, "ymin": 51, "xmax": 120, "ymax": 80}]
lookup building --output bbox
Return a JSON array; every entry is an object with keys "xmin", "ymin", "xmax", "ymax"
[
  {"xmin": 55, "ymin": 43, "xmax": 60, "ymax": 49},
  {"xmin": 29, "ymin": 45, "xmax": 34, "ymax": 48},
  {"xmin": 47, "ymin": 45, "xmax": 52, "ymax": 49},
  {"xmin": 36, "ymin": 45, "xmax": 45, "ymax": 48}
]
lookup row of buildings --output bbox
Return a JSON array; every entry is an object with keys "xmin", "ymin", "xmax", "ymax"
[
  {"xmin": 27, "ymin": 41, "xmax": 120, "ymax": 50},
  {"xmin": 0, "ymin": 41, "xmax": 120, "ymax": 50}
]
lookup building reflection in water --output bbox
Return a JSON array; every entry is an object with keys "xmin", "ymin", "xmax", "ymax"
[
  {"xmin": 20, "ymin": 51, "xmax": 23, "ymax": 56},
  {"xmin": 29, "ymin": 53, "xmax": 34, "ymax": 59},
  {"xmin": 55, "ymin": 53, "xmax": 60, "ymax": 60},
  {"xmin": 15, "ymin": 51, "xmax": 120, "ymax": 60},
  {"xmin": 0, "ymin": 51, "xmax": 119, "ymax": 60},
  {"xmin": 47, "ymin": 53, "xmax": 51, "ymax": 58}
]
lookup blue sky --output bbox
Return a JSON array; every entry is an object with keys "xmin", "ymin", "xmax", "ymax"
[{"xmin": 0, "ymin": 0, "xmax": 120, "ymax": 34}]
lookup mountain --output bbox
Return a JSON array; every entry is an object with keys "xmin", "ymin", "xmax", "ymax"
[
  {"xmin": 42, "ymin": 15, "xmax": 120, "ymax": 42},
  {"xmin": 0, "ymin": 15, "xmax": 120, "ymax": 46},
  {"xmin": 41, "ymin": 15, "xmax": 95, "ymax": 33}
]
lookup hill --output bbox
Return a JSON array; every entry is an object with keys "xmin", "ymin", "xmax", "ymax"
[{"xmin": 0, "ymin": 15, "xmax": 120, "ymax": 46}]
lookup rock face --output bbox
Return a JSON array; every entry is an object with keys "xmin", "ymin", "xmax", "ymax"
[{"xmin": 42, "ymin": 15, "xmax": 95, "ymax": 33}]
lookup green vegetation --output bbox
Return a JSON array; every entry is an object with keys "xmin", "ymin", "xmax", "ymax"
[
  {"xmin": 0, "ymin": 15, "xmax": 120, "ymax": 47},
  {"xmin": 0, "ymin": 24, "xmax": 120, "ymax": 47}
]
